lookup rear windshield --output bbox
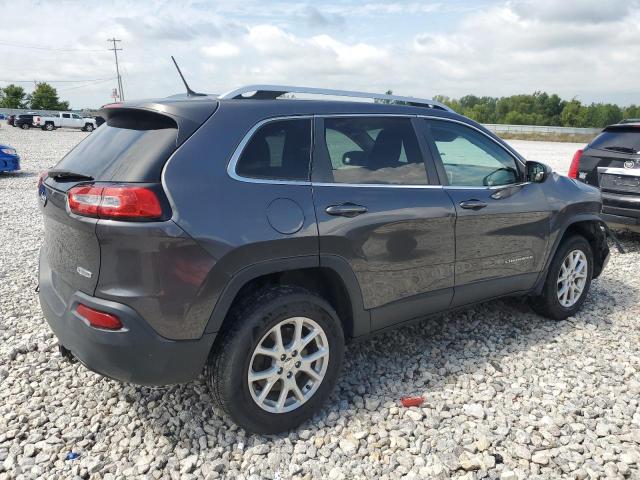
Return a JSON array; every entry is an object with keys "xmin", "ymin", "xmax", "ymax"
[
  {"xmin": 54, "ymin": 111, "xmax": 178, "ymax": 182},
  {"xmin": 590, "ymin": 128, "xmax": 640, "ymax": 153}
]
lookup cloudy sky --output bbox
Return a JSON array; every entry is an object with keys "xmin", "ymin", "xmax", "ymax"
[{"xmin": 2, "ymin": 0, "xmax": 639, "ymax": 109}]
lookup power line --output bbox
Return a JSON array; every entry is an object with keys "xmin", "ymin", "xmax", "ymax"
[
  {"xmin": 107, "ymin": 38, "xmax": 124, "ymax": 101},
  {"xmin": 58, "ymin": 78, "xmax": 119, "ymax": 92},
  {"xmin": 0, "ymin": 40, "xmax": 105, "ymax": 52}
]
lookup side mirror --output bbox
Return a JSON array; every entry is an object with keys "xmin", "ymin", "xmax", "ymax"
[{"xmin": 526, "ymin": 161, "xmax": 551, "ymax": 183}]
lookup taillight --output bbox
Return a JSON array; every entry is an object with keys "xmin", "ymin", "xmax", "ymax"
[
  {"xmin": 568, "ymin": 149, "xmax": 583, "ymax": 179},
  {"xmin": 68, "ymin": 185, "xmax": 103, "ymax": 216},
  {"xmin": 67, "ymin": 184, "xmax": 163, "ymax": 220},
  {"xmin": 37, "ymin": 171, "xmax": 47, "ymax": 190},
  {"xmin": 76, "ymin": 304, "xmax": 122, "ymax": 330}
]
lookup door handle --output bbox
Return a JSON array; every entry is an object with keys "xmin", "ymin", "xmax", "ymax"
[
  {"xmin": 325, "ymin": 203, "xmax": 368, "ymax": 217},
  {"xmin": 459, "ymin": 199, "xmax": 488, "ymax": 210}
]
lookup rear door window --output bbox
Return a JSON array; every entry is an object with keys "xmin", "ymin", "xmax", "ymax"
[
  {"xmin": 235, "ymin": 118, "xmax": 312, "ymax": 181},
  {"xmin": 321, "ymin": 117, "xmax": 427, "ymax": 185}
]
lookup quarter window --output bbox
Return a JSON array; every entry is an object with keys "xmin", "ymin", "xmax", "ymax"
[
  {"xmin": 427, "ymin": 120, "xmax": 520, "ymax": 187},
  {"xmin": 323, "ymin": 117, "xmax": 427, "ymax": 185},
  {"xmin": 236, "ymin": 119, "xmax": 312, "ymax": 181}
]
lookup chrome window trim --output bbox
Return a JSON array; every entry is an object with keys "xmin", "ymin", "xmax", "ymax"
[
  {"xmin": 598, "ymin": 166, "xmax": 640, "ymax": 178},
  {"xmin": 227, "ymin": 115, "xmax": 314, "ymax": 186},
  {"xmin": 312, "ymin": 182, "xmax": 442, "ymax": 189},
  {"xmin": 227, "ymin": 113, "xmax": 528, "ymax": 190}
]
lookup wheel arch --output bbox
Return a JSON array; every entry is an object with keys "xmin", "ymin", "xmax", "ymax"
[
  {"xmin": 534, "ymin": 214, "xmax": 609, "ymax": 293},
  {"xmin": 204, "ymin": 255, "xmax": 370, "ymax": 342}
]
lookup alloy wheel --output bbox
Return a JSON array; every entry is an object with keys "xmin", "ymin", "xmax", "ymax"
[
  {"xmin": 557, "ymin": 249, "xmax": 588, "ymax": 308},
  {"xmin": 247, "ymin": 316, "xmax": 329, "ymax": 414}
]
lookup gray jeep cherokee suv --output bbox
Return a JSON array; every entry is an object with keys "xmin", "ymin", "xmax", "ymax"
[{"xmin": 38, "ymin": 85, "xmax": 610, "ymax": 433}]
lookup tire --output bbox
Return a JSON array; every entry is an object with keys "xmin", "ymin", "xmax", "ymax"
[
  {"xmin": 85, "ymin": 124, "xmax": 94, "ymax": 132},
  {"xmin": 531, "ymin": 235, "xmax": 593, "ymax": 320},
  {"xmin": 205, "ymin": 285, "xmax": 345, "ymax": 433},
  {"xmin": 20, "ymin": 123, "xmax": 30, "ymax": 130},
  {"xmin": 44, "ymin": 123, "xmax": 54, "ymax": 131}
]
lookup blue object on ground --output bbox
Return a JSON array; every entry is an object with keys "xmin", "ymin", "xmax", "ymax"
[
  {"xmin": 0, "ymin": 144, "xmax": 20, "ymax": 173},
  {"xmin": 65, "ymin": 452, "xmax": 80, "ymax": 460}
]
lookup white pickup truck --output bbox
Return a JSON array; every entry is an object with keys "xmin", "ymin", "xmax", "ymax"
[{"xmin": 33, "ymin": 112, "xmax": 97, "ymax": 132}]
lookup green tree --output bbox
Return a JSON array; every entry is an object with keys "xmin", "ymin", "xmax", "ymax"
[
  {"xmin": 0, "ymin": 84, "xmax": 27, "ymax": 108},
  {"xmin": 29, "ymin": 82, "xmax": 70, "ymax": 110}
]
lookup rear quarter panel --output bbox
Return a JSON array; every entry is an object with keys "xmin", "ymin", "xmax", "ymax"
[{"xmin": 161, "ymin": 103, "xmax": 319, "ymax": 337}]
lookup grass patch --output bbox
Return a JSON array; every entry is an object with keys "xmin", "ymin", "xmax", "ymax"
[{"xmin": 496, "ymin": 132, "xmax": 596, "ymax": 143}]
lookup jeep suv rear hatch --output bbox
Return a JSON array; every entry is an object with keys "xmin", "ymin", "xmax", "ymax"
[{"xmin": 40, "ymin": 98, "xmax": 217, "ymax": 305}]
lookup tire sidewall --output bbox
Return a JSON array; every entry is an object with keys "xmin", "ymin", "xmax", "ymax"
[
  {"xmin": 218, "ymin": 292, "xmax": 344, "ymax": 433},
  {"xmin": 545, "ymin": 236, "xmax": 593, "ymax": 318}
]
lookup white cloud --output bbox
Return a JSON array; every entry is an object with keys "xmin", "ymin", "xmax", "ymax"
[{"xmin": 201, "ymin": 42, "xmax": 240, "ymax": 58}]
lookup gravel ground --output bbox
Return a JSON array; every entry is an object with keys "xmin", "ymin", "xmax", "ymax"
[
  {"xmin": 1, "ymin": 124, "xmax": 639, "ymax": 480},
  {"xmin": 506, "ymin": 140, "xmax": 585, "ymax": 176}
]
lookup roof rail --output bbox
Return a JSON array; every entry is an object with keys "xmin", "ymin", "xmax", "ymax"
[{"xmin": 217, "ymin": 85, "xmax": 453, "ymax": 112}]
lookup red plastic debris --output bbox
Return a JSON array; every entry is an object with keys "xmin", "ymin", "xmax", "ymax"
[{"xmin": 400, "ymin": 396, "xmax": 424, "ymax": 408}]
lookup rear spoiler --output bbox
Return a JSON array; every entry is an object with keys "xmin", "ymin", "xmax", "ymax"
[{"xmin": 98, "ymin": 99, "xmax": 217, "ymax": 145}]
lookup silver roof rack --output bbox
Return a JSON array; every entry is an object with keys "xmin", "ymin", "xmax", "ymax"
[{"xmin": 217, "ymin": 84, "xmax": 453, "ymax": 112}]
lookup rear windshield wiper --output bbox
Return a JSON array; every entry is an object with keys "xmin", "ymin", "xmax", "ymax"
[
  {"xmin": 603, "ymin": 146, "xmax": 639, "ymax": 155},
  {"xmin": 47, "ymin": 169, "xmax": 94, "ymax": 181}
]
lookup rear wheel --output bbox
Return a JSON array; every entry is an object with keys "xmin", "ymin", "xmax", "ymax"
[
  {"xmin": 20, "ymin": 123, "xmax": 30, "ymax": 130},
  {"xmin": 531, "ymin": 235, "xmax": 593, "ymax": 320},
  {"xmin": 85, "ymin": 123, "xmax": 94, "ymax": 132},
  {"xmin": 206, "ymin": 285, "xmax": 344, "ymax": 433},
  {"xmin": 44, "ymin": 123, "xmax": 54, "ymax": 131}
]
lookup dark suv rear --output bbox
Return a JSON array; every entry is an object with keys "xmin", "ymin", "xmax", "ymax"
[
  {"xmin": 569, "ymin": 122, "xmax": 640, "ymax": 233},
  {"xmin": 39, "ymin": 86, "xmax": 610, "ymax": 433},
  {"xmin": 15, "ymin": 113, "xmax": 37, "ymax": 129}
]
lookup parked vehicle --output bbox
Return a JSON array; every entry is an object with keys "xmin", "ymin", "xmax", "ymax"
[
  {"xmin": 38, "ymin": 85, "xmax": 610, "ymax": 433},
  {"xmin": 569, "ymin": 122, "xmax": 640, "ymax": 233},
  {"xmin": 94, "ymin": 115, "xmax": 105, "ymax": 128},
  {"xmin": 7, "ymin": 115, "xmax": 15, "ymax": 126},
  {"xmin": 33, "ymin": 112, "xmax": 97, "ymax": 131},
  {"xmin": 0, "ymin": 114, "xmax": 5, "ymax": 120},
  {"xmin": 15, "ymin": 114, "xmax": 38, "ymax": 129},
  {"xmin": 0, "ymin": 144, "xmax": 20, "ymax": 173},
  {"xmin": 618, "ymin": 119, "xmax": 640, "ymax": 125}
]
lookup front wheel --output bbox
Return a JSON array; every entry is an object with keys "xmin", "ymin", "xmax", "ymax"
[
  {"xmin": 531, "ymin": 235, "xmax": 593, "ymax": 320},
  {"xmin": 206, "ymin": 285, "xmax": 345, "ymax": 433},
  {"xmin": 44, "ymin": 123, "xmax": 54, "ymax": 131},
  {"xmin": 84, "ymin": 124, "xmax": 94, "ymax": 132}
]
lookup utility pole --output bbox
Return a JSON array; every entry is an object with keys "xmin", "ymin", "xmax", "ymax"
[{"xmin": 107, "ymin": 38, "xmax": 124, "ymax": 101}]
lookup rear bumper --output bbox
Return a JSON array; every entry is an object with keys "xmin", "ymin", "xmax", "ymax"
[
  {"xmin": 0, "ymin": 156, "xmax": 20, "ymax": 172},
  {"xmin": 601, "ymin": 212, "xmax": 640, "ymax": 233},
  {"xmin": 39, "ymin": 274, "xmax": 216, "ymax": 386}
]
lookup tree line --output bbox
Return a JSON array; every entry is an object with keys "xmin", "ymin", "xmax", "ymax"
[
  {"xmin": 433, "ymin": 92, "xmax": 640, "ymax": 128},
  {"xmin": 0, "ymin": 82, "xmax": 70, "ymax": 110}
]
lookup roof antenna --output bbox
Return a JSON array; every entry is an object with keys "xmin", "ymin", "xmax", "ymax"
[{"xmin": 171, "ymin": 56, "xmax": 206, "ymax": 97}]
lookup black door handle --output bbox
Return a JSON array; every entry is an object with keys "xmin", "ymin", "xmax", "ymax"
[
  {"xmin": 459, "ymin": 199, "xmax": 488, "ymax": 210},
  {"xmin": 325, "ymin": 203, "xmax": 368, "ymax": 217}
]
